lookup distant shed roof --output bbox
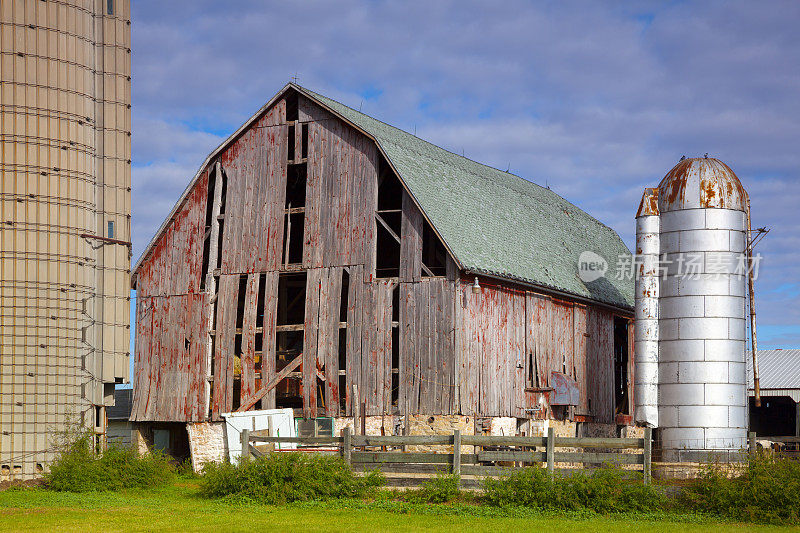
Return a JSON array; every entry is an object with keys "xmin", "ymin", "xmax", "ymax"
[
  {"xmin": 747, "ymin": 349, "xmax": 800, "ymax": 392},
  {"xmin": 295, "ymin": 86, "xmax": 634, "ymax": 309},
  {"xmin": 133, "ymin": 84, "xmax": 634, "ymax": 309},
  {"xmin": 109, "ymin": 388, "xmax": 133, "ymax": 420}
]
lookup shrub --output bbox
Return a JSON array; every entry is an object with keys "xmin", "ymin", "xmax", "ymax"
[
  {"xmin": 199, "ymin": 452, "xmax": 384, "ymax": 504},
  {"xmin": 482, "ymin": 465, "xmax": 662, "ymax": 514},
  {"xmin": 45, "ymin": 433, "xmax": 175, "ymax": 492},
  {"xmin": 406, "ymin": 472, "xmax": 461, "ymax": 504},
  {"xmin": 680, "ymin": 451, "xmax": 800, "ymax": 524}
]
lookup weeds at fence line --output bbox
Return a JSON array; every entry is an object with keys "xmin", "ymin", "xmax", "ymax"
[
  {"xmin": 199, "ymin": 452, "xmax": 384, "ymax": 504},
  {"xmin": 45, "ymin": 432, "xmax": 175, "ymax": 492}
]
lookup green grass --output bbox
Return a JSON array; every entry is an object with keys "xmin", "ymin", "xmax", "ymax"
[{"xmin": 0, "ymin": 479, "xmax": 796, "ymax": 533}]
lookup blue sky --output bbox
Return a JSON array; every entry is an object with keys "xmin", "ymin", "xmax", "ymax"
[{"xmin": 127, "ymin": 1, "xmax": 800, "ymax": 382}]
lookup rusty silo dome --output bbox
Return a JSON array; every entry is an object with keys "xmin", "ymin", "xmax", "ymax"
[{"xmin": 657, "ymin": 157, "xmax": 748, "ymax": 213}]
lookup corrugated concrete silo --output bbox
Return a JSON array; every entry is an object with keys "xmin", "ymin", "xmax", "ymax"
[
  {"xmin": 656, "ymin": 158, "xmax": 749, "ymax": 461},
  {"xmin": 0, "ymin": 0, "xmax": 131, "ymax": 479}
]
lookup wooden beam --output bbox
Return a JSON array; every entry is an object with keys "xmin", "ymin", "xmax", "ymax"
[
  {"xmin": 375, "ymin": 212, "xmax": 400, "ymax": 244},
  {"xmin": 236, "ymin": 355, "xmax": 303, "ymax": 412}
]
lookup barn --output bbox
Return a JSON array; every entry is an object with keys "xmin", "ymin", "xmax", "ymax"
[{"xmin": 130, "ymin": 83, "xmax": 636, "ymax": 465}]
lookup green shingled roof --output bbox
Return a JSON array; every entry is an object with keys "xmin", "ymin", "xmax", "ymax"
[{"xmin": 296, "ymin": 86, "xmax": 634, "ymax": 310}]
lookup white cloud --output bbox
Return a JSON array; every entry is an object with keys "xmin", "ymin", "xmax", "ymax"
[{"xmin": 129, "ymin": 0, "xmax": 800, "ymax": 347}]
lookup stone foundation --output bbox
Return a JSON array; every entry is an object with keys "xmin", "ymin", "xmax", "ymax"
[{"xmin": 186, "ymin": 422, "xmax": 227, "ymax": 472}]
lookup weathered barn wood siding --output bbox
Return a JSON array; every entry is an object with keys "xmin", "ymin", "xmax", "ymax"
[
  {"xmin": 133, "ymin": 90, "xmax": 631, "ymax": 424},
  {"xmin": 300, "ymin": 96, "xmax": 379, "ymax": 275},
  {"xmin": 131, "ymin": 171, "xmax": 208, "ymax": 422},
  {"xmin": 456, "ymin": 278, "xmax": 623, "ymax": 422},
  {"xmin": 399, "ymin": 279, "xmax": 456, "ymax": 414},
  {"xmin": 586, "ymin": 306, "xmax": 615, "ymax": 423}
]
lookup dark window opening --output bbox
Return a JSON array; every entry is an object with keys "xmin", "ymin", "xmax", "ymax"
[
  {"xmin": 526, "ymin": 349, "xmax": 539, "ymax": 388},
  {"xmin": 340, "ymin": 269, "xmax": 350, "ymax": 323},
  {"xmin": 421, "ymin": 222, "xmax": 447, "ymax": 276},
  {"xmin": 107, "ymin": 0, "xmax": 113, "ymax": 15},
  {"xmin": 376, "ymin": 223, "xmax": 400, "ymax": 278},
  {"xmin": 277, "ymin": 273, "xmax": 306, "ymax": 326},
  {"xmin": 107, "ymin": 221, "xmax": 114, "ymax": 239},
  {"xmin": 184, "ymin": 337, "xmax": 190, "ymax": 351},
  {"xmin": 339, "ymin": 269, "xmax": 349, "ymax": 412},
  {"xmin": 95, "ymin": 405, "xmax": 102, "ymax": 428},
  {"xmin": 391, "ymin": 283, "xmax": 400, "ymax": 322},
  {"xmin": 377, "ymin": 159, "xmax": 403, "ymax": 211},
  {"xmin": 285, "ymin": 92, "xmax": 299, "ymax": 122},
  {"xmin": 218, "ymin": 168, "xmax": 228, "ymax": 215},
  {"xmin": 283, "ymin": 163, "xmax": 307, "ymax": 267},
  {"xmin": 235, "ymin": 276, "xmax": 248, "ymax": 329},
  {"xmin": 285, "ymin": 164, "xmax": 307, "ymax": 208},
  {"xmin": 287, "ymin": 124, "xmax": 296, "ymax": 161},
  {"xmin": 216, "ymin": 219, "xmax": 224, "ymax": 268},
  {"xmin": 204, "ymin": 169, "xmax": 217, "ymax": 227},
  {"xmin": 391, "ymin": 286, "xmax": 399, "ymax": 408},
  {"xmin": 232, "ymin": 380, "xmax": 241, "ymax": 411},
  {"xmin": 214, "ymin": 168, "xmax": 228, "ymax": 269},
  {"xmin": 301, "ymin": 123, "xmax": 309, "ymax": 159},
  {"xmin": 750, "ymin": 396, "xmax": 798, "ymax": 437},
  {"xmin": 256, "ymin": 273, "xmax": 267, "ymax": 328},
  {"xmin": 613, "ymin": 317, "xmax": 630, "ymax": 416},
  {"xmin": 275, "ymin": 272, "xmax": 306, "ymax": 410},
  {"xmin": 283, "ymin": 212, "xmax": 305, "ymax": 265},
  {"xmin": 200, "ymin": 169, "xmax": 217, "ymax": 291},
  {"xmin": 338, "ymin": 333, "xmax": 347, "ymax": 412}
]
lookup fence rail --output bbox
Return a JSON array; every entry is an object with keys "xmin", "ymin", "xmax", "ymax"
[{"xmin": 241, "ymin": 426, "xmax": 653, "ymax": 486}]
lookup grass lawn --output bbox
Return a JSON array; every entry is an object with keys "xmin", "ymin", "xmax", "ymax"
[{"xmin": 0, "ymin": 479, "xmax": 796, "ymax": 533}]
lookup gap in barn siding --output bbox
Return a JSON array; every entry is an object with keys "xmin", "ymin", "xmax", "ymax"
[
  {"xmin": 421, "ymin": 220, "xmax": 447, "ymax": 277},
  {"xmin": 199, "ymin": 170, "xmax": 217, "ymax": 291},
  {"xmin": 376, "ymin": 160, "xmax": 403, "ymax": 278},
  {"xmin": 338, "ymin": 269, "xmax": 349, "ymax": 412},
  {"xmin": 287, "ymin": 124, "xmax": 295, "ymax": 161},
  {"xmin": 283, "ymin": 163, "xmax": 307, "ymax": 267},
  {"xmin": 232, "ymin": 276, "xmax": 248, "ymax": 410},
  {"xmin": 301, "ymin": 123, "xmax": 309, "ymax": 159},
  {"xmin": 613, "ymin": 317, "xmax": 630, "ymax": 416},
  {"xmin": 215, "ymin": 168, "xmax": 228, "ymax": 269},
  {"xmin": 391, "ymin": 285, "xmax": 400, "ymax": 409},
  {"xmin": 285, "ymin": 92, "xmax": 299, "ymax": 122},
  {"xmin": 276, "ymin": 272, "xmax": 306, "ymax": 410}
]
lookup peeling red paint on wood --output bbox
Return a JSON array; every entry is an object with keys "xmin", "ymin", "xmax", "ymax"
[{"xmin": 133, "ymin": 91, "xmax": 632, "ymax": 424}]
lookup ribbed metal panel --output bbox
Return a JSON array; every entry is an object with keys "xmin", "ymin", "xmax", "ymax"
[{"xmin": 0, "ymin": 0, "xmax": 130, "ymax": 480}]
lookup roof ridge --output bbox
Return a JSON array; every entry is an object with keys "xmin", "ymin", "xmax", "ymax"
[{"xmin": 295, "ymin": 84, "xmax": 621, "ymax": 239}]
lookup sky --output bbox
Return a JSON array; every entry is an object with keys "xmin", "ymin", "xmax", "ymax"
[{"xmin": 128, "ymin": 0, "xmax": 800, "ymax": 370}]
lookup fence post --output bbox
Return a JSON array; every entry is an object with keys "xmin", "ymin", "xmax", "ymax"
[
  {"xmin": 343, "ymin": 426, "xmax": 352, "ymax": 466},
  {"xmin": 453, "ymin": 429, "xmax": 461, "ymax": 481},
  {"xmin": 749, "ymin": 431, "xmax": 757, "ymax": 453},
  {"xmin": 643, "ymin": 426, "xmax": 652, "ymax": 485},
  {"xmin": 241, "ymin": 428, "xmax": 250, "ymax": 462},
  {"xmin": 546, "ymin": 426, "xmax": 555, "ymax": 480}
]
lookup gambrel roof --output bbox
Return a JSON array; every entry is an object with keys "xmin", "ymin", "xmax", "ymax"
[{"xmin": 134, "ymin": 83, "xmax": 634, "ymax": 310}]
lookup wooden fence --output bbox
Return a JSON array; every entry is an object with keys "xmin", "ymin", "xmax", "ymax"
[{"xmin": 241, "ymin": 426, "xmax": 653, "ymax": 487}]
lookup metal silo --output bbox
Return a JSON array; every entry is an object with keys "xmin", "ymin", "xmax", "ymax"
[
  {"xmin": 656, "ymin": 157, "xmax": 748, "ymax": 461},
  {"xmin": 0, "ymin": 0, "xmax": 131, "ymax": 479},
  {"xmin": 634, "ymin": 188, "xmax": 659, "ymax": 427}
]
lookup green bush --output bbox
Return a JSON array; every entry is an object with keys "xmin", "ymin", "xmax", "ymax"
[
  {"xmin": 199, "ymin": 452, "xmax": 384, "ymax": 504},
  {"xmin": 680, "ymin": 451, "xmax": 800, "ymax": 524},
  {"xmin": 482, "ymin": 465, "xmax": 661, "ymax": 514},
  {"xmin": 406, "ymin": 472, "xmax": 461, "ymax": 504},
  {"xmin": 45, "ymin": 433, "xmax": 175, "ymax": 492}
]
